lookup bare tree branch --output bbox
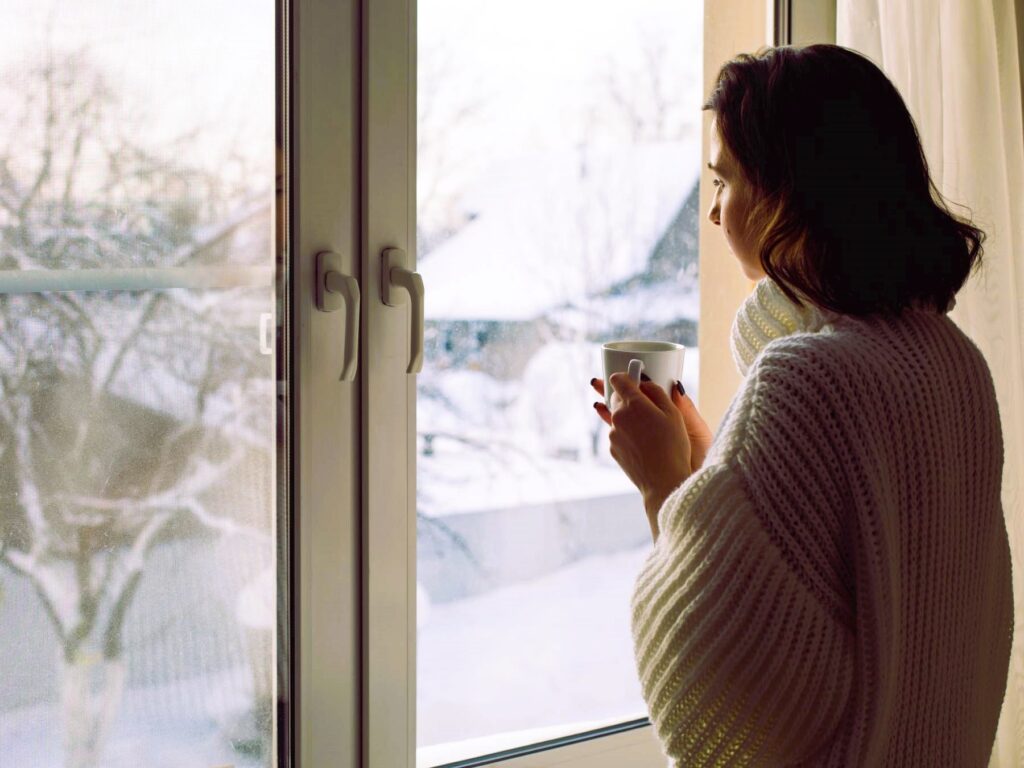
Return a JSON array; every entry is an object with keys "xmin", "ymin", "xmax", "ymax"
[{"xmin": 94, "ymin": 197, "xmax": 270, "ymax": 394}]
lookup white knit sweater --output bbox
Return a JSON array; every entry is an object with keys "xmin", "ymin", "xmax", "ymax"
[{"xmin": 631, "ymin": 278, "xmax": 1013, "ymax": 767}]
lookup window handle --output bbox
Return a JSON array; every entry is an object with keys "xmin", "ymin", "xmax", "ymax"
[
  {"xmin": 381, "ymin": 248, "xmax": 424, "ymax": 374},
  {"xmin": 316, "ymin": 251, "xmax": 361, "ymax": 382}
]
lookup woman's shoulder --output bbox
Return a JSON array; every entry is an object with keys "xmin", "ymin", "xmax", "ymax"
[
  {"xmin": 730, "ymin": 323, "xmax": 896, "ymax": 442},
  {"xmin": 742, "ymin": 310, "xmax": 1000, "ymax": 441},
  {"xmin": 754, "ymin": 308, "xmax": 987, "ymax": 377},
  {"xmin": 709, "ymin": 333, "xmax": 845, "ymax": 464},
  {"xmin": 743, "ymin": 327, "xmax": 851, "ymax": 389}
]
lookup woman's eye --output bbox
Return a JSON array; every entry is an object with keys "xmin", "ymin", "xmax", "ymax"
[{"xmin": 712, "ymin": 178, "xmax": 724, "ymax": 189}]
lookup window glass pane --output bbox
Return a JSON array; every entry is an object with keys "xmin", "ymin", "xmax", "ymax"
[
  {"xmin": 0, "ymin": 3, "xmax": 283, "ymax": 767},
  {"xmin": 416, "ymin": 0, "xmax": 702, "ymax": 759}
]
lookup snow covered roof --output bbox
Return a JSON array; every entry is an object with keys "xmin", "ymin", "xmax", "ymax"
[
  {"xmin": 547, "ymin": 280, "xmax": 699, "ymax": 335},
  {"xmin": 420, "ymin": 140, "xmax": 700, "ymax": 322}
]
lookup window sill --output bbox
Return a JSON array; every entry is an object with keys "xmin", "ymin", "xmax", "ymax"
[{"xmin": 417, "ymin": 715, "xmax": 652, "ymax": 768}]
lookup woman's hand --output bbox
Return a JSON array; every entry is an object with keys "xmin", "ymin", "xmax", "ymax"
[
  {"xmin": 591, "ymin": 376, "xmax": 714, "ymax": 538},
  {"xmin": 591, "ymin": 376, "xmax": 713, "ymax": 475}
]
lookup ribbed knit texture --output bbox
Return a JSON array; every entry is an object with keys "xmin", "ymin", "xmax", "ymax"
[{"xmin": 631, "ymin": 278, "xmax": 1013, "ymax": 767}]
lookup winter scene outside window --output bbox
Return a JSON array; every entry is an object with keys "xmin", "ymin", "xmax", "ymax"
[
  {"xmin": 0, "ymin": 3, "xmax": 279, "ymax": 768},
  {"xmin": 416, "ymin": 0, "xmax": 702, "ymax": 759}
]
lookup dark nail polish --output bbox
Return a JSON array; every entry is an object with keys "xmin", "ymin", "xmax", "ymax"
[
  {"xmin": 640, "ymin": 372, "xmax": 651, "ymax": 382},
  {"xmin": 590, "ymin": 377, "xmax": 597, "ymax": 387},
  {"xmin": 675, "ymin": 380, "xmax": 685, "ymax": 396}
]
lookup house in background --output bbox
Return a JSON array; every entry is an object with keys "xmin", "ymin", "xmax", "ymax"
[{"xmin": 419, "ymin": 141, "xmax": 701, "ymax": 380}]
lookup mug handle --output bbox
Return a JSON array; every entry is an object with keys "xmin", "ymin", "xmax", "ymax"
[
  {"xmin": 605, "ymin": 358, "xmax": 646, "ymax": 408},
  {"xmin": 627, "ymin": 358, "xmax": 644, "ymax": 385}
]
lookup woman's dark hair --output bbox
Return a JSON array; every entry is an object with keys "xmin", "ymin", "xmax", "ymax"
[{"xmin": 703, "ymin": 44, "xmax": 985, "ymax": 316}]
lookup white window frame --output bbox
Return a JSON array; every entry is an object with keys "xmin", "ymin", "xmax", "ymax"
[
  {"xmin": 290, "ymin": 0, "xmax": 362, "ymax": 764},
  {"xmin": 786, "ymin": 0, "xmax": 838, "ymax": 47}
]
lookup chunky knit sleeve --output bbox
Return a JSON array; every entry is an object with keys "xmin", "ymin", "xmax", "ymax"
[
  {"xmin": 630, "ymin": 343, "xmax": 856, "ymax": 767},
  {"xmin": 630, "ymin": 463, "xmax": 854, "ymax": 766}
]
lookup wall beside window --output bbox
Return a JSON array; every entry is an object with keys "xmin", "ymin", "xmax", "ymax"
[{"xmin": 697, "ymin": 0, "xmax": 771, "ymax": 431}]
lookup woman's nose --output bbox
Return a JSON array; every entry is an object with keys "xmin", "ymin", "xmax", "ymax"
[{"xmin": 707, "ymin": 205, "xmax": 720, "ymax": 226}]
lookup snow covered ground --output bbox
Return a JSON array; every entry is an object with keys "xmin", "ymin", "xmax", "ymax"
[
  {"xmin": 0, "ymin": 667, "xmax": 265, "ymax": 768},
  {"xmin": 418, "ymin": 544, "xmax": 652, "ymax": 751},
  {"xmin": 0, "ymin": 536, "xmax": 273, "ymax": 768},
  {"xmin": 1, "ymin": 545, "xmax": 652, "ymax": 767}
]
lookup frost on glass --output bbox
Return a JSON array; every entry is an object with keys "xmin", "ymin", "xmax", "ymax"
[
  {"xmin": 0, "ymin": 4, "xmax": 276, "ymax": 767},
  {"xmin": 416, "ymin": 0, "xmax": 703, "ymax": 754}
]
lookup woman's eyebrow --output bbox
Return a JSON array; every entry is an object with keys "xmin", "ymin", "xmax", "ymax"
[{"xmin": 707, "ymin": 161, "xmax": 724, "ymax": 173}]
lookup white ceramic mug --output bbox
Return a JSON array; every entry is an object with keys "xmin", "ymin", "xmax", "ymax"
[{"xmin": 601, "ymin": 340, "xmax": 686, "ymax": 408}]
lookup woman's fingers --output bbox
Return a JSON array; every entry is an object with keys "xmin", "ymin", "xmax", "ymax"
[
  {"xmin": 671, "ymin": 384, "xmax": 713, "ymax": 470},
  {"xmin": 593, "ymin": 400, "xmax": 612, "ymax": 426},
  {"xmin": 608, "ymin": 372, "xmax": 645, "ymax": 405},
  {"xmin": 637, "ymin": 380, "xmax": 680, "ymax": 419},
  {"xmin": 592, "ymin": 375, "xmax": 681, "ymax": 425},
  {"xmin": 591, "ymin": 378, "xmax": 613, "ymax": 425}
]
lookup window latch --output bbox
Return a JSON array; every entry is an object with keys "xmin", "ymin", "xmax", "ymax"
[
  {"xmin": 381, "ymin": 248, "xmax": 424, "ymax": 374},
  {"xmin": 316, "ymin": 251, "xmax": 360, "ymax": 382}
]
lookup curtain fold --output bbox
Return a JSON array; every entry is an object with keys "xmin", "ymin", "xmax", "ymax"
[{"xmin": 836, "ymin": 1, "xmax": 1024, "ymax": 764}]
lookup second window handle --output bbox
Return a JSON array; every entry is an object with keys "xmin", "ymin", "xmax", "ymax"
[{"xmin": 381, "ymin": 248, "xmax": 424, "ymax": 374}]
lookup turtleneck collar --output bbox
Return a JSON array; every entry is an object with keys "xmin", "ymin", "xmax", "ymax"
[{"xmin": 729, "ymin": 277, "xmax": 837, "ymax": 377}]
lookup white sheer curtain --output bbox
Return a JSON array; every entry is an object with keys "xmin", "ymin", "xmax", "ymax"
[{"xmin": 836, "ymin": 1, "xmax": 1024, "ymax": 764}]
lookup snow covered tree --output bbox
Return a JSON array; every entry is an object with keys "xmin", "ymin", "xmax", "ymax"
[
  {"xmin": 416, "ymin": 38, "xmax": 488, "ymax": 257},
  {"xmin": 0, "ymin": 51, "xmax": 273, "ymax": 768}
]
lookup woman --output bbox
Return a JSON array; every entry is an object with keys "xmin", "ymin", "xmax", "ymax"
[{"xmin": 591, "ymin": 44, "xmax": 1012, "ymax": 766}]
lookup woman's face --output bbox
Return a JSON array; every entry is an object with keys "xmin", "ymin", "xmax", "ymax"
[{"xmin": 707, "ymin": 118, "xmax": 766, "ymax": 281}]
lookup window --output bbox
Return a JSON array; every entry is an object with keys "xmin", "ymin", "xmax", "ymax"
[
  {"xmin": 415, "ymin": 0, "xmax": 701, "ymax": 760},
  {"xmin": 0, "ymin": 1, "xmax": 284, "ymax": 766},
  {"xmin": 365, "ymin": 0, "xmax": 773, "ymax": 766},
  {"xmin": 1, "ymin": 0, "xmax": 792, "ymax": 766}
]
